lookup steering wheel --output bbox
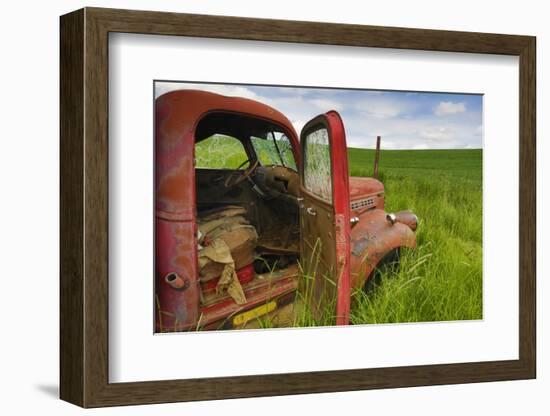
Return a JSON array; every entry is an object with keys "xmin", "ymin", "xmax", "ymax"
[{"xmin": 224, "ymin": 159, "xmax": 260, "ymax": 188}]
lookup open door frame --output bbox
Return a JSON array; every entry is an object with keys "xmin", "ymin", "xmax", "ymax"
[{"xmin": 299, "ymin": 110, "xmax": 351, "ymax": 325}]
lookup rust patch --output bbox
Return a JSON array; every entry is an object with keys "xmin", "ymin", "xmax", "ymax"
[
  {"xmin": 351, "ymin": 236, "xmax": 369, "ymax": 257},
  {"xmin": 157, "ymin": 156, "xmax": 194, "ymax": 211},
  {"xmin": 349, "ymin": 208, "xmax": 417, "ymax": 289}
]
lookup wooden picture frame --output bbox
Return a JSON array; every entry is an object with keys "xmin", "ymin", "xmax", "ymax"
[{"xmin": 60, "ymin": 7, "xmax": 536, "ymax": 408}]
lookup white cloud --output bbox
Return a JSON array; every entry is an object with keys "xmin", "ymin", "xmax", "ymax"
[
  {"xmin": 347, "ymin": 137, "xmax": 398, "ymax": 149},
  {"xmin": 291, "ymin": 119, "xmax": 306, "ymax": 135},
  {"xmin": 354, "ymin": 96, "xmax": 417, "ymax": 119},
  {"xmin": 419, "ymin": 126, "xmax": 453, "ymax": 141},
  {"xmin": 310, "ymin": 98, "xmax": 344, "ymax": 112},
  {"xmin": 347, "ymin": 115, "xmax": 480, "ymax": 150},
  {"xmin": 434, "ymin": 101, "xmax": 466, "ymax": 116},
  {"xmin": 356, "ymin": 101, "xmax": 403, "ymax": 119}
]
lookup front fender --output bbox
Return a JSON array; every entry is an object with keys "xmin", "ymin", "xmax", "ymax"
[{"xmin": 349, "ymin": 209, "xmax": 417, "ymax": 289}]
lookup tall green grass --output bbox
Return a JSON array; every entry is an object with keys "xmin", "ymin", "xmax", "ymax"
[{"xmin": 348, "ymin": 148, "xmax": 482, "ymax": 324}]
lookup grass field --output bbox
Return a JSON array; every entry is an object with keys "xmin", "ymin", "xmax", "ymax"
[
  {"xmin": 347, "ymin": 147, "xmax": 482, "ymax": 324},
  {"xmin": 195, "ymin": 137, "xmax": 483, "ymax": 326}
]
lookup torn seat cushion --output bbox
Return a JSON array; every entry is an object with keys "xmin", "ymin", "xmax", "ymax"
[{"xmin": 197, "ymin": 206, "xmax": 258, "ymax": 283}]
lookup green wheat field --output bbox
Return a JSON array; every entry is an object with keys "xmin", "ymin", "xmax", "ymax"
[
  {"xmin": 347, "ymin": 148, "xmax": 482, "ymax": 324},
  {"xmin": 196, "ymin": 138, "xmax": 483, "ymax": 326}
]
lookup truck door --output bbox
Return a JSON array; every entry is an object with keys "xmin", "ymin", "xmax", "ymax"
[
  {"xmin": 155, "ymin": 95, "xmax": 200, "ymax": 332},
  {"xmin": 299, "ymin": 111, "xmax": 351, "ymax": 325}
]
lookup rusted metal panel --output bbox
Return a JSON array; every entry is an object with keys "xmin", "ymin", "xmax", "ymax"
[
  {"xmin": 393, "ymin": 210, "xmax": 419, "ymax": 231},
  {"xmin": 349, "ymin": 177, "xmax": 384, "ymax": 199},
  {"xmin": 299, "ymin": 193, "xmax": 337, "ymax": 321},
  {"xmin": 327, "ymin": 112, "xmax": 352, "ymax": 326},
  {"xmin": 155, "ymin": 93, "xmax": 200, "ymax": 332},
  {"xmin": 199, "ymin": 274, "xmax": 298, "ymax": 330},
  {"xmin": 155, "ymin": 219, "xmax": 199, "ymax": 331},
  {"xmin": 334, "ymin": 213, "xmax": 350, "ymax": 325},
  {"xmin": 299, "ymin": 111, "xmax": 351, "ymax": 325},
  {"xmin": 156, "ymin": 90, "xmax": 301, "ymax": 173},
  {"xmin": 349, "ymin": 208, "xmax": 417, "ymax": 290},
  {"xmin": 349, "ymin": 177, "xmax": 385, "ymax": 213}
]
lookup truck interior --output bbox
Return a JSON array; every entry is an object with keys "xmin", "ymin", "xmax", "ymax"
[{"xmin": 194, "ymin": 112, "xmax": 302, "ymax": 310}]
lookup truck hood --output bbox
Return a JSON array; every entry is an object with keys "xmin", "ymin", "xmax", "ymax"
[{"xmin": 349, "ymin": 177, "xmax": 384, "ymax": 199}]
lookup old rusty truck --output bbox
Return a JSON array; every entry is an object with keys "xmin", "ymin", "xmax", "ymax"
[{"xmin": 155, "ymin": 89, "xmax": 418, "ymax": 331}]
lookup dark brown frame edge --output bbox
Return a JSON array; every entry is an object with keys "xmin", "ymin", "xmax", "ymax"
[{"xmin": 60, "ymin": 7, "xmax": 536, "ymax": 408}]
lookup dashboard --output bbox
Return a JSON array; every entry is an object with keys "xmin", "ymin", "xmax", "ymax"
[{"xmin": 251, "ymin": 165, "xmax": 300, "ymax": 200}]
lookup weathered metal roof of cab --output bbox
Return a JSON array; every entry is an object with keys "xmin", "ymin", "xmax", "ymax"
[
  {"xmin": 155, "ymin": 89, "xmax": 300, "ymax": 217},
  {"xmin": 155, "ymin": 89, "xmax": 297, "ymax": 144}
]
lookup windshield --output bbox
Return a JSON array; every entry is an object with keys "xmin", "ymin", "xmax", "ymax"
[
  {"xmin": 195, "ymin": 134, "xmax": 249, "ymax": 169},
  {"xmin": 251, "ymin": 132, "xmax": 297, "ymax": 170}
]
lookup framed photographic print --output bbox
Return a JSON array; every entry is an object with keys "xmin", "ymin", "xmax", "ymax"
[{"xmin": 60, "ymin": 7, "xmax": 536, "ymax": 408}]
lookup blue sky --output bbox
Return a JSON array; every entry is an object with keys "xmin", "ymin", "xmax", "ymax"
[{"xmin": 155, "ymin": 82, "xmax": 483, "ymax": 150}]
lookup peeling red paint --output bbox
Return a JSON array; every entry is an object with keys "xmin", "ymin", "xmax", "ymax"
[
  {"xmin": 349, "ymin": 209, "xmax": 416, "ymax": 289},
  {"xmin": 349, "ymin": 177, "xmax": 384, "ymax": 200}
]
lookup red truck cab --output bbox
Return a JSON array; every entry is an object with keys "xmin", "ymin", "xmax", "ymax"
[{"xmin": 155, "ymin": 89, "xmax": 417, "ymax": 331}]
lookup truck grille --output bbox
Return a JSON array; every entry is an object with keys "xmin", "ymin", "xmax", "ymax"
[{"xmin": 351, "ymin": 197, "xmax": 376, "ymax": 210}]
